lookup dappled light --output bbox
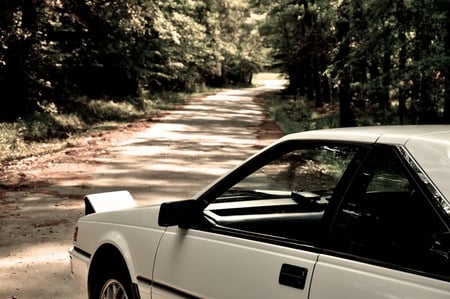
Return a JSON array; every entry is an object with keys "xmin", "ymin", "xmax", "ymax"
[
  {"xmin": 0, "ymin": 81, "xmax": 284, "ymax": 298},
  {"xmin": 91, "ymin": 87, "xmax": 281, "ymax": 203}
]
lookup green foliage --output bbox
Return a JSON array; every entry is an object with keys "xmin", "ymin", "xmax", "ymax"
[
  {"xmin": 0, "ymin": 120, "xmax": 65, "ymax": 162},
  {"xmin": 0, "ymin": 0, "xmax": 267, "ymax": 122},
  {"xmin": 0, "ymin": 91, "xmax": 188, "ymax": 162},
  {"xmin": 255, "ymin": 0, "xmax": 450, "ymax": 126},
  {"xmin": 3, "ymin": 0, "xmax": 449, "ymax": 135},
  {"xmin": 0, "ymin": 122, "xmax": 27, "ymax": 152},
  {"xmin": 265, "ymin": 92, "xmax": 340, "ymax": 134}
]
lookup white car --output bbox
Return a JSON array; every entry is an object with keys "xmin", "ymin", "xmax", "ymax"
[{"xmin": 70, "ymin": 126, "xmax": 450, "ymax": 299}]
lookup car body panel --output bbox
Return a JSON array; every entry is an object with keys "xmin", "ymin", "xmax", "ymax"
[
  {"xmin": 310, "ymin": 254, "xmax": 450, "ymax": 299},
  {"xmin": 69, "ymin": 125, "xmax": 450, "ymax": 298},
  {"xmin": 71, "ymin": 204, "xmax": 164, "ymax": 298},
  {"xmin": 69, "ymin": 246, "xmax": 90, "ymax": 296},
  {"xmin": 153, "ymin": 226, "xmax": 318, "ymax": 299},
  {"xmin": 405, "ymin": 134, "xmax": 450, "ymax": 204}
]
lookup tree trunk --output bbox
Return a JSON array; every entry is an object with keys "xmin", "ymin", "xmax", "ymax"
[
  {"xmin": 0, "ymin": 0, "xmax": 39, "ymax": 121},
  {"xmin": 312, "ymin": 57, "xmax": 323, "ymax": 107},
  {"xmin": 380, "ymin": 47, "xmax": 392, "ymax": 110},
  {"xmin": 336, "ymin": 1, "xmax": 355, "ymax": 127},
  {"xmin": 442, "ymin": 4, "xmax": 450, "ymax": 122},
  {"xmin": 396, "ymin": 0, "xmax": 408, "ymax": 124}
]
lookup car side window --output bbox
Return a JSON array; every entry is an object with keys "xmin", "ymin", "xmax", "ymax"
[
  {"xmin": 204, "ymin": 143, "xmax": 360, "ymax": 243},
  {"xmin": 329, "ymin": 146, "xmax": 450, "ymax": 279}
]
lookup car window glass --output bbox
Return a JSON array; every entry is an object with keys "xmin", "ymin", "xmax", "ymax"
[
  {"xmin": 204, "ymin": 144, "xmax": 359, "ymax": 243},
  {"xmin": 366, "ymin": 164, "xmax": 410, "ymax": 192},
  {"xmin": 329, "ymin": 146, "xmax": 450, "ymax": 279}
]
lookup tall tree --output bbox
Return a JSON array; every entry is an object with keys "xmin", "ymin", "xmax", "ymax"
[
  {"xmin": 0, "ymin": 1, "xmax": 43, "ymax": 121},
  {"xmin": 333, "ymin": 0, "xmax": 355, "ymax": 127}
]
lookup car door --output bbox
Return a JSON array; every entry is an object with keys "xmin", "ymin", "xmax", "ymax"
[
  {"xmin": 152, "ymin": 227, "xmax": 318, "ymax": 299},
  {"xmin": 310, "ymin": 145, "xmax": 450, "ymax": 298},
  {"xmin": 152, "ymin": 141, "xmax": 363, "ymax": 298}
]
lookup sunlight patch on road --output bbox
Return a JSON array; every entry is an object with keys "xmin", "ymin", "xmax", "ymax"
[
  {"xmin": 0, "ymin": 242, "xmax": 69, "ymax": 267},
  {"xmin": 0, "ymin": 242, "xmax": 77, "ymax": 299}
]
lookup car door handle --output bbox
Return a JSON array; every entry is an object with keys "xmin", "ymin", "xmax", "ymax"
[{"xmin": 279, "ymin": 263, "xmax": 308, "ymax": 290}]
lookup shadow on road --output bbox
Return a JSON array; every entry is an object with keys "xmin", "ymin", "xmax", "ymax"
[
  {"xmin": 88, "ymin": 87, "xmax": 283, "ymax": 203},
  {"xmin": 0, "ymin": 81, "xmax": 285, "ymax": 298}
]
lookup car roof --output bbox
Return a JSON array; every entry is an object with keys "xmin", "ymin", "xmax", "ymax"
[
  {"xmin": 281, "ymin": 125, "xmax": 450, "ymax": 145},
  {"xmin": 282, "ymin": 125, "xmax": 450, "ymax": 205}
]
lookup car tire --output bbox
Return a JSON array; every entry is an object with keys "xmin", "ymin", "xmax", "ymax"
[{"xmin": 93, "ymin": 271, "xmax": 134, "ymax": 299}]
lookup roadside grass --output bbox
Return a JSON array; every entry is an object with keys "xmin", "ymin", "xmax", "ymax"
[
  {"xmin": 254, "ymin": 72, "xmax": 340, "ymax": 134},
  {"xmin": 268, "ymin": 94, "xmax": 340, "ymax": 134},
  {"xmin": 263, "ymin": 91, "xmax": 408, "ymax": 135},
  {"xmin": 0, "ymin": 92, "xmax": 191, "ymax": 162}
]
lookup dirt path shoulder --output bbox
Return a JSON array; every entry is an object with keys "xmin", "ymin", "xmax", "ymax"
[{"xmin": 0, "ymin": 83, "xmax": 283, "ymax": 298}]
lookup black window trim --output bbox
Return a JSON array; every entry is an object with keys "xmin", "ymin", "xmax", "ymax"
[
  {"xmin": 197, "ymin": 222, "xmax": 323, "ymax": 254},
  {"xmin": 323, "ymin": 143, "xmax": 450, "ymax": 282}
]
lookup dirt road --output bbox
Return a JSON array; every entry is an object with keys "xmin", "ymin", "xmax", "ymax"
[{"xmin": 0, "ymin": 80, "xmax": 284, "ymax": 298}]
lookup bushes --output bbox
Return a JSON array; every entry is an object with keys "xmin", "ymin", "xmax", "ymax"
[{"xmin": 0, "ymin": 93, "xmax": 186, "ymax": 162}]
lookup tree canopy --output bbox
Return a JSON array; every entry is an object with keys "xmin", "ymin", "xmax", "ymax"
[
  {"xmin": 1, "ymin": 0, "xmax": 449, "ymax": 126},
  {"xmin": 255, "ymin": 0, "xmax": 450, "ymax": 126},
  {"xmin": 0, "ymin": 0, "xmax": 265, "ymax": 121}
]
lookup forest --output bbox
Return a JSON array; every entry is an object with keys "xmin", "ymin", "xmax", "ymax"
[{"xmin": 1, "ymin": 0, "xmax": 449, "ymax": 127}]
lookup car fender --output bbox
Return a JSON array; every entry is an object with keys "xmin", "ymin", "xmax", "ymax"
[{"xmin": 91, "ymin": 229, "xmax": 137, "ymax": 282}]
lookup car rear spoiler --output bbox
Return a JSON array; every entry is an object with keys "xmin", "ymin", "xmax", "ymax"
[{"xmin": 84, "ymin": 191, "xmax": 137, "ymax": 215}]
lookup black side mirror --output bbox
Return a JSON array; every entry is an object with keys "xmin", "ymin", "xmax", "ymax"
[{"xmin": 158, "ymin": 199, "xmax": 201, "ymax": 229}]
